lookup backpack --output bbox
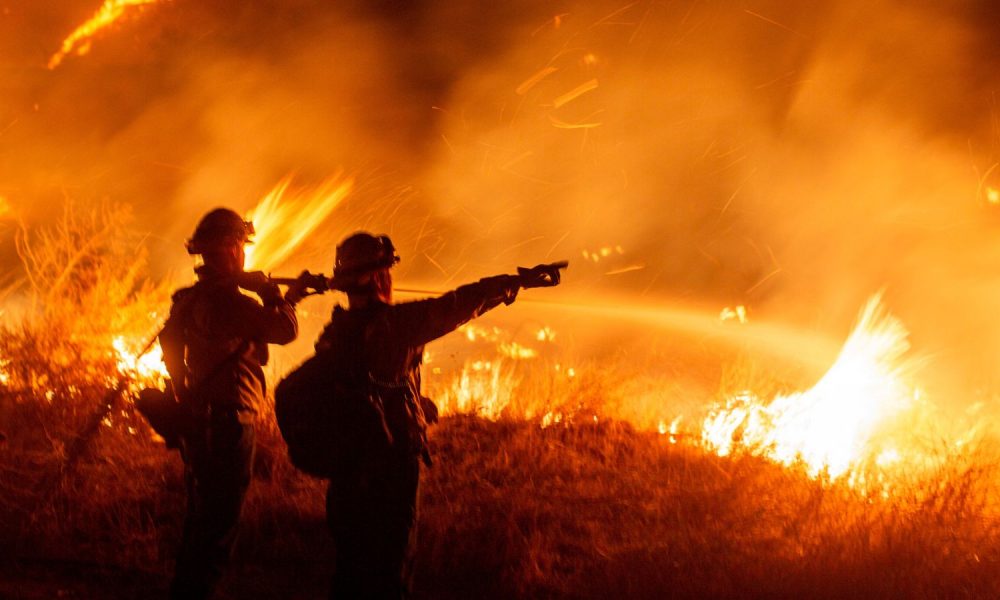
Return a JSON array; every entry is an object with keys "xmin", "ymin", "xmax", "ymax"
[{"xmin": 274, "ymin": 309, "xmax": 392, "ymax": 478}]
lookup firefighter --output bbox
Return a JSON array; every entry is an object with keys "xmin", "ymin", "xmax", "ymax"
[
  {"xmin": 160, "ymin": 208, "xmax": 300, "ymax": 600},
  {"xmin": 317, "ymin": 232, "xmax": 564, "ymax": 599}
]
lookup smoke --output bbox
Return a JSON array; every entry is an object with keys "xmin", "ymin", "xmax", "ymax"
[{"xmin": 3, "ymin": 0, "xmax": 1000, "ymax": 396}]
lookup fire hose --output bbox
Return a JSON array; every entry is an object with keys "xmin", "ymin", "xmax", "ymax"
[{"xmin": 263, "ymin": 260, "xmax": 569, "ymax": 297}]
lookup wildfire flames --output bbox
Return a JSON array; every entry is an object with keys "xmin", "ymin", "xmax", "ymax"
[
  {"xmin": 425, "ymin": 291, "xmax": 938, "ymax": 490},
  {"xmin": 113, "ymin": 335, "xmax": 167, "ymax": 390},
  {"xmin": 48, "ymin": 0, "xmax": 161, "ymax": 70},
  {"xmin": 245, "ymin": 174, "xmax": 353, "ymax": 271},
  {"xmin": 0, "ymin": 184, "xmax": 939, "ymax": 493},
  {"xmin": 701, "ymin": 295, "xmax": 916, "ymax": 481},
  {"xmin": 437, "ymin": 360, "xmax": 517, "ymax": 421},
  {"xmin": 431, "ymin": 324, "xmax": 558, "ymax": 419}
]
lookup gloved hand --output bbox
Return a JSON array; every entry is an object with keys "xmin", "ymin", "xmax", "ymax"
[
  {"xmin": 420, "ymin": 396, "xmax": 439, "ymax": 425},
  {"xmin": 517, "ymin": 261, "xmax": 568, "ymax": 289},
  {"xmin": 284, "ymin": 270, "xmax": 319, "ymax": 305},
  {"xmin": 238, "ymin": 271, "xmax": 282, "ymax": 302}
]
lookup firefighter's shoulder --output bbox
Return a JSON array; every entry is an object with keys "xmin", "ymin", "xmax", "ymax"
[{"xmin": 170, "ymin": 285, "xmax": 196, "ymax": 304}]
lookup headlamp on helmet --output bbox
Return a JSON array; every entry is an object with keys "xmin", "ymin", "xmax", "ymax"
[
  {"xmin": 186, "ymin": 208, "xmax": 255, "ymax": 255},
  {"xmin": 333, "ymin": 232, "xmax": 400, "ymax": 279}
]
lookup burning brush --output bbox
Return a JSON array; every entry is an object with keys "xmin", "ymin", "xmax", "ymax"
[{"xmin": 701, "ymin": 294, "xmax": 919, "ymax": 483}]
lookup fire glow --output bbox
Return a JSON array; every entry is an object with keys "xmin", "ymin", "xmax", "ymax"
[
  {"xmin": 437, "ymin": 359, "xmax": 516, "ymax": 420},
  {"xmin": 701, "ymin": 295, "xmax": 916, "ymax": 481},
  {"xmin": 245, "ymin": 174, "xmax": 353, "ymax": 271},
  {"xmin": 48, "ymin": 0, "xmax": 161, "ymax": 70},
  {"xmin": 113, "ymin": 335, "xmax": 167, "ymax": 390}
]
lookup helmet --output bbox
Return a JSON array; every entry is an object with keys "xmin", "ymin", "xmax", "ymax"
[
  {"xmin": 186, "ymin": 208, "xmax": 255, "ymax": 255},
  {"xmin": 334, "ymin": 232, "xmax": 400, "ymax": 279}
]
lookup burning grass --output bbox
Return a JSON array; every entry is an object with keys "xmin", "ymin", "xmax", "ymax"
[
  {"xmin": 0, "ymin": 203, "xmax": 170, "ymax": 463},
  {"xmin": 4, "ymin": 204, "xmax": 1000, "ymax": 597},
  {"xmin": 5, "ymin": 410, "xmax": 1000, "ymax": 599}
]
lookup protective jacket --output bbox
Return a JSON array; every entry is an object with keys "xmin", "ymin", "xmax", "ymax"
[
  {"xmin": 319, "ymin": 274, "xmax": 522, "ymax": 599},
  {"xmin": 315, "ymin": 275, "xmax": 521, "ymax": 460},
  {"xmin": 159, "ymin": 265, "xmax": 298, "ymax": 413},
  {"xmin": 158, "ymin": 265, "xmax": 297, "ymax": 600}
]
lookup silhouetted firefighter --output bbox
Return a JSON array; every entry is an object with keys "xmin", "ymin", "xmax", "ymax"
[
  {"xmin": 278, "ymin": 232, "xmax": 565, "ymax": 599},
  {"xmin": 158, "ymin": 208, "xmax": 302, "ymax": 600}
]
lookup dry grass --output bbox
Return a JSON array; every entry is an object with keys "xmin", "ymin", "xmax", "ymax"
[
  {"xmin": 4, "ymin": 204, "xmax": 1000, "ymax": 598},
  {"xmin": 5, "ymin": 411, "xmax": 1000, "ymax": 599}
]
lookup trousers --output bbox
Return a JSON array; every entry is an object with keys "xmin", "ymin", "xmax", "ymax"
[
  {"xmin": 170, "ymin": 409, "xmax": 255, "ymax": 600},
  {"xmin": 326, "ymin": 454, "xmax": 420, "ymax": 599}
]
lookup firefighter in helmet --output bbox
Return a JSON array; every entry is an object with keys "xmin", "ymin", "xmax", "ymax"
[
  {"xmin": 317, "ymin": 231, "xmax": 564, "ymax": 598},
  {"xmin": 160, "ymin": 208, "xmax": 301, "ymax": 599}
]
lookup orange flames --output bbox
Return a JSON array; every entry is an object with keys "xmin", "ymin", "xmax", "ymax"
[
  {"xmin": 113, "ymin": 335, "xmax": 167, "ymax": 391},
  {"xmin": 48, "ymin": 0, "xmax": 161, "ymax": 70},
  {"xmin": 437, "ymin": 360, "xmax": 518, "ymax": 420},
  {"xmin": 425, "ymin": 293, "xmax": 936, "ymax": 488},
  {"xmin": 245, "ymin": 174, "xmax": 353, "ymax": 271},
  {"xmin": 431, "ymin": 323, "xmax": 564, "ymax": 420},
  {"xmin": 701, "ymin": 295, "xmax": 917, "ymax": 481}
]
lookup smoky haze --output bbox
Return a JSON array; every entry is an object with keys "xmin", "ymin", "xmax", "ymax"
[{"xmin": 2, "ymin": 0, "xmax": 1000, "ymax": 397}]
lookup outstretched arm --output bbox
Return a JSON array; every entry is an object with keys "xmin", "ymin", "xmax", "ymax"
[{"xmin": 387, "ymin": 275, "xmax": 524, "ymax": 348}]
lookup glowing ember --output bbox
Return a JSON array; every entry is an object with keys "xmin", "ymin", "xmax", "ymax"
[
  {"xmin": 701, "ymin": 295, "xmax": 916, "ymax": 480},
  {"xmin": 555, "ymin": 363, "xmax": 576, "ymax": 378},
  {"xmin": 536, "ymin": 327, "xmax": 556, "ymax": 342},
  {"xmin": 988, "ymin": 187, "xmax": 1000, "ymax": 205},
  {"xmin": 498, "ymin": 342, "xmax": 537, "ymax": 360},
  {"xmin": 245, "ymin": 174, "xmax": 353, "ymax": 270},
  {"xmin": 48, "ymin": 0, "xmax": 161, "ymax": 70},
  {"xmin": 720, "ymin": 305, "xmax": 748, "ymax": 324},
  {"xmin": 541, "ymin": 411, "xmax": 564, "ymax": 428},
  {"xmin": 581, "ymin": 245, "xmax": 624, "ymax": 263},
  {"xmin": 460, "ymin": 323, "xmax": 503, "ymax": 343},
  {"xmin": 0, "ymin": 358, "xmax": 9, "ymax": 386}
]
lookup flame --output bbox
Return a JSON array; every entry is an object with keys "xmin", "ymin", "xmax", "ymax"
[
  {"xmin": 0, "ymin": 358, "xmax": 9, "ymax": 386},
  {"xmin": 113, "ymin": 336, "xmax": 167, "ymax": 389},
  {"xmin": 720, "ymin": 305, "xmax": 748, "ymax": 324},
  {"xmin": 701, "ymin": 295, "xmax": 916, "ymax": 481},
  {"xmin": 536, "ymin": 327, "xmax": 556, "ymax": 342},
  {"xmin": 437, "ymin": 359, "xmax": 516, "ymax": 420},
  {"xmin": 48, "ymin": 0, "xmax": 161, "ymax": 70},
  {"xmin": 498, "ymin": 342, "xmax": 537, "ymax": 360},
  {"xmin": 0, "ymin": 197, "xmax": 9, "ymax": 219},
  {"xmin": 245, "ymin": 174, "xmax": 353, "ymax": 271},
  {"xmin": 541, "ymin": 411, "xmax": 564, "ymax": 428},
  {"xmin": 460, "ymin": 323, "xmax": 503, "ymax": 343}
]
